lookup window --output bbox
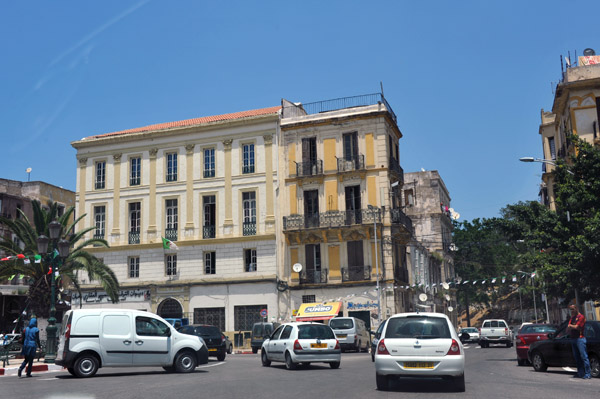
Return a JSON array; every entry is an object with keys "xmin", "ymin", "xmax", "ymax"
[
  {"xmin": 242, "ymin": 192, "xmax": 256, "ymax": 236},
  {"xmin": 234, "ymin": 305, "xmax": 267, "ymax": 331},
  {"xmin": 280, "ymin": 325, "xmax": 293, "ymax": 340},
  {"xmin": 94, "ymin": 206, "xmax": 106, "ymax": 238},
  {"xmin": 95, "ymin": 161, "xmax": 106, "ymax": 189},
  {"xmin": 302, "ymin": 295, "xmax": 316, "ymax": 303},
  {"xmin": 130, "ymin": 156, "xmax": 141, "ymax": 185},
  {"xmin": 135, "ymin": 316, "xmax": 170, "ymax": 337},
  {"xmin": 244, "ymin": 249, "xmax": 257, "ymax": 272},
  {"xmin": 165, "ymin": 199, "xmax": 178, "ymax": 241},
  {"xmin": 166, "ymin": 254, "xmax": 177, "ymax": 276},
  {"xmin": 129, "ymin": 257, "xmax": 139, "ymax": 278},
  {"xmin": 16, "ymin": 204, "xmax": 22, "ymax": 219},
  {"xmin": 548, "ymin": 137, "xmax": 556, "ymax": 160},
  {"xmin": 166, "ymin": 152, "xmax": 178, "ymax": 182},
  {"xmin": 205, "ymin": 251, "xmax": 216, "ymax": 275},
  {"xmin": 204, "ymin": 148, "xmax": 215, "ymax": 178},
  {"xmin": 193, "ymin": 307, "xmax": 225, "ymax": 331},
  {"xmin": 203, "ymin": 195, "xmax": 216, "ymax": 238},
  {"xmin": 404, "ymin": 189, "xmax": 414, "ymax": 207},
  {"xmin": 343, "ymin": 132, "xmax": 358, "ymax": 161},
  {"xmin": 129, "ymin": 202, "xmax": 141, "ymax": 244},
  {"xmin": 242, "ymin": 143, "xmax": 255, "ymax": 174}
]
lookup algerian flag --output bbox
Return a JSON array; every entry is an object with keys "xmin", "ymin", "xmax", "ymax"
[
  {"xmin": 24, "ymin": 258, "xmax": 30, "ymax": 264},
  {"xmin": 491, "ymin": 278, "xmax": 497, "ymax": 283},
  {"xmin": 502, "ymin": 276, "xmax": 506, "ymax": 283},
  {"xmin": 34, "ymin": 254, "xmax": 41, "ymax": 263},
  {"xmin": 512, "ymin": 275, "xmax": 517, "ymax": 282},
  {"xmin": 162, "ymin": 237, "xmax": 178, "ymax": 250},
  {"xmin": 531, "ymin": 272, "xmax": 536, "ymax": 278}
]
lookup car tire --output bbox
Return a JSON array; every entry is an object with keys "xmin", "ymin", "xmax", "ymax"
[
  {"xmin": 531, "ymin": 351, "xmax": 548, "ymax": 372},
  {"xmin": 217, "ymin": 350, "xmax": 226, "ymax": 361},
  {"xmin": 73, "ymin": 354, "xmax": 99, "ymax": 378},
  {"xmin": 285, "ymin": 351, "xmax": 296, "ymax": 370},
  {"xmin": 506, "ymin": 342, "xmax": 511, "ymax": 348},
  {"xmin": 453, "ymin": 374, "xmax": 466, "ymax": 392},
  {"xmin": 329, "ymin": 361, "xmax": 340, "ymax": 369},
  {"xmin": 376, "ymin": 373, "xmax": 389, "ymax": 391},
  {"xmin": 261, "ymin": 349, "xmax": 271, "ymax": 367},
  {"xmin": 227, "ymin": 344, "xmax": 233, "ymax": 354},
  {"xmin": 371, "ymin": 350, "xmax": 375, "ymax": 362},
  {"xmin": 174, "ymin": 351, "xmax": 197, "ymax": 373},
  {"xmin": 252, "ymin": 347, "xmax": 258, "ymax": 354},
  {"xmin": 589, "ymin": 354, "xmax": 599, "ymax": 378}
]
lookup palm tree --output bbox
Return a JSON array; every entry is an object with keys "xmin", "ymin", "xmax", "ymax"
[{"xmin": 0, "ymin": 200, "xmax": 120, "ymax": 318}]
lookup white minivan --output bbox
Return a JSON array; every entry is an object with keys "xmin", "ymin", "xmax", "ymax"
[
  {"xmin": 328, "ymin": 317, "xmax": 370, "ymax": 352},
  {"xmin": 56, "ymin": 309, "xmax": 209, "ymax": 377}
]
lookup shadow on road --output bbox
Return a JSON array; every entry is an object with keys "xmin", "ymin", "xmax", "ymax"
[{"xmin": 55, "ymin": 369, "xmax": 209, "ymax": 379}]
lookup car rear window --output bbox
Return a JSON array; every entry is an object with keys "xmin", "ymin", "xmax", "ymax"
[
  {"xmin": 329, "ymin": 318, "xmax": 354, "ymax": 329},
  {"xmin": 521, "ymin": 325, "xmax": 556, "ymax": 334},
  {"xmin": 195, "ymin": 326, "xmax": 221, "ymax": 337},
  {"xmin": 298, "ymin": 324, "xmax": 335, "ymax": 339},
  {"xmin": 463, "ymin": 328, "xmax": 477, "ymax": 333},
  {"xmin": 385, "ymin": 316, "xmax": 451, "ymax": 339},
  {"xmin": 483, "ymin": 320, "xmax": 506, "ymax": 328}
]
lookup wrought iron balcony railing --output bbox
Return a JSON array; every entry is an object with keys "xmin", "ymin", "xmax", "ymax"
[
  {"xmin": 300, "ymin": 268, "xmax": 328, "ymax": 284},
  {"xmin": 165, "ymin": 228, "xmax": 178, "ymax": 242},
  {"xmin": 93, "ymin": 233, "xmax": 104, "ymax": 240},
  {"xmin": 390, "ymin": 208, "xmax": 413, "ymax": 232},
  {"xmin": 203, "ymin": 225, "xmax": 216, "ymax": 239},
  {"xmin": 283, "ymin": 208, "xmax": 381, "ymax": 231},
  {"xmin": 242, "ymin": 165, "xmax": 255, "ymax": 174},
  {"xmin": 342, "ymin": 265, "xmax": 372, "ymax": 282},
  {"xmin": 243, "ymin": 222, "xmax": 256, "ymax": 236},
  {"xmin": 130, "ymin": 176, "xmax": 140, "ymax": 186},
  {"xmin": 388, "ymin": 158, "xmax": 404, "ymax": 186},
  {"xmin": 204, "ymin": 169, "xmax": 215, "ymax": 178},
  {"xmin": 128, "ymin": 231, "xmax": 140, "ymax": 244},
  {"xmin": 295, "ymin": 160, "xmax": 323, "ymax": 177},
  {"xmin": 337, "ymin": 155, "xmax": 365, "ymax": 172}
]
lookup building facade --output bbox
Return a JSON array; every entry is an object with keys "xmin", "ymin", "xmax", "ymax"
[{"xmin": 71, "ymin": 107, "xmax": 282, "ymax": 337}]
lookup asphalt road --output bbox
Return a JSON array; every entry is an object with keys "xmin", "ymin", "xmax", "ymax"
[{"xmin": 3, "ymin": 344, "xmax": 599, "ymax": 399}]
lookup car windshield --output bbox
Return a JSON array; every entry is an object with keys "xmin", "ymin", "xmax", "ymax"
[
  {"xmin": 252, "ymin": 324, "xmax": 264, "ymax": 336},
  {"xmin": 329, "ymin": 319, "xmax": 354, "ymax": 329},
  {"xmin": 521, "ymin": 325, "xmax": 557, "ymax": 334},
  {"xmin": 385, "ymin": 316, "xmax": 451, "ymax": 339},
  {"xmin": 462, "ymin": 328, "xmax": 477, "ymax": 333},
  {"xmin": 297, "ymin": 324, "xmax": 335, "ymax": 339}
]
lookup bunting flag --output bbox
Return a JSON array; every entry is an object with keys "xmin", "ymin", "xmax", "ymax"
[
  {"xmin": 8, "ymin": 275, "xmax": 15, "ymax": 280},
  {"xmin": 19, "ymin": 274, "xmax": 24, "ymax": 279},
  {"xmin": 512, "ymin": 275, "xmax": 517, "ymax": 282},
  {"xmin": 463, "ymin": 280, "xmax": 469, "ymax": 284},
  {"xmin": 531, "ymin": 272, "xmax": 536, "ymax": 278},
  {"xmin": 24, "ymin": 258, "xmax": 30, "ymax": 264},
  {"xmin": 34, "ymin": 254, "xmax": 42, "ymax": 263},
  {"xmin": 491, "ymin": 278, "xmax": 496, "ymax": 283},
  {"xmin": 502, "ymin": 276, "xmax": 506, "ymax": 283},
  {"xmin": 47, "ymin": 266, "xmax": 53, "ymax": 275}
]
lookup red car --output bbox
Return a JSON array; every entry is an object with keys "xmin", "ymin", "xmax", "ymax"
[{"xmin": 516, "ymin": 323, "xmax": 557, "ymax": 366}]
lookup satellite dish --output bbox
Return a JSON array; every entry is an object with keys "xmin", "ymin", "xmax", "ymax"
[
  {"xmin": 447, "ymin": 306, "xmax": 454, "ymax": 312},
  {"xmin": 442, "ymin": 282, "xmax": 449, "ymax": 290},
  {"xmin": 26, "ymin": 168, "xmax": 32, "ymax": 173},
  {"xmin": 445, "ymin": 294, "xmax": 451, "ymax": 301},
  {"xmin": 419, "ymin": 293, "xmax": 428, "ymax": 302},
  {"xmin": 584, "ymin": 48, "xmax": 596, "ymax": 56},
  {"xmin": 292, "ymin": 263, "xmax": 303, "ymax": 273}
]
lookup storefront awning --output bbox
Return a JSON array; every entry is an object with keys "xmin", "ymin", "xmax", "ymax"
[{"xmin": 295, "ymin": 302, "xmax": 342, "ymax": 321}]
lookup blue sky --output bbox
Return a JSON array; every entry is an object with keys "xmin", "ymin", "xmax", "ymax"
[{"xmin": 1, "ymin": 0, "xmax": 599, "ymax": 222}]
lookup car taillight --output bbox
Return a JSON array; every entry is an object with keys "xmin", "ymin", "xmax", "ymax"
[
  {"xmin": 478, "ymin": 328, "xmax": 481, "ymax": 334},
  {"xmin": 335, "ymin": 339, "xmax": 340, "ymax": 350},
  {"xmin": 505, "ymin": 327, "xmax": 508, "ymax": 335},
  {"xmin": 377, "ymin": 339, "xmax": 390, "ymax": 355},
  {"xmin": 65, "ymin": 324, "xmax": 71, "ymax": 340},
  {"xmin": 446, "ymin": 339, "xmax": 461, "ymax": 355},
  {"xmin": 518, "ymin": 336, "xmax": 526, "ymax": 345},
  {"xmin": 221, "ymin": 334, "xmax": 226, "ymax": 343},
  {"xmin": 293, "ymin": 339, "xmax": 302, "ymax": 350}
]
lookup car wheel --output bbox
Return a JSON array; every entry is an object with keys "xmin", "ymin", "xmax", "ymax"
[
  {"xmin": 227, "ymin": 344, "xmax": 233, "ymax": 354},
  {"xmin": 371, "ymin": 350, "xmax": 375, "ymax": 362},
  {"xmin": 285, "ymin": 351, "xmax": 296, "ymax": 370},
  {"xmin": 73, "ymin": 354, "xmax": 99, "ymax": 378},
  {"xmin": 376, "ymin": 373, "xmax": 389, "ymax": 391},
  {"xmin": 329, "ymin": 361, "xmax": 340, "ymax": 369},
  {"xmin": 453, "ymin": 374, "xmax": 465, "ymax": 392},
  {"xmin": 517, "ymin": 358, "xmax": 525, "ymax": 366},
  {"xmin": 531, "ymin": 351, "xmax": 548, "ymax": 372},
  {"xmin": 175, "ymin": 351, "xmax": 197, "ymax": 373},
  {"xmin": 162, "ymin": 366, "xmax": 175, "ymax": 373},
  {"xmin": 261, "ymin": 350, "xmax": 271, "ymax": 367},
  {"xmin": 252, "ymin": 347, "xmax": 258, "ymax": 354},
  {"xmin": 217, "ymin": 350, "xmax": 226, "ymax": 361},
  {"xmin": 67, "ymin": 367, "xmax": 76, "ymax": 376},
  {"xmin": 589, "ymin": 354, "xmax": 599, "ymax": 378}
]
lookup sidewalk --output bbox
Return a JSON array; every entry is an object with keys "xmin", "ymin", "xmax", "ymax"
[{"xmin": 0, "ymin": 357, "xmax": 62, "ymax": 376}]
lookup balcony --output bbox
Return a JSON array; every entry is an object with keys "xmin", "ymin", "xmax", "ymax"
[
  {"xmin": 203, "ymin": 225, "xmax": 216, "ymax": 239},
  {"xmin": 388, "ymin": 158, "xmax": 404, "ymax": 186},
  {"xmin": 283, "ymin": 208, "xmax": 381, "ymax": 231},
  {"xmin": 337, "ymin": 155, "xmax": 365, "ymax": 172},
  {"xmin": 342, "ymin": 265, "xmax": 372, "ymax": 282},
  {"xmin": 300, "ymin": 268, "xmax": 328, "ymax": 284},
  {"xmin": 390, "ymin": 208, "xmax": 413, "ymax": 232},
  {"xmin": 93, "ymin": 233, "xmax": 104, "ymax": 240},
  {"xmin": 165, "ymin": 228, "xmax": 178, "ymax": 242},
  {"xmin": 243, "ymin": 222, "xmax": 256, "ymax": 236},
  {"xmin": 295, "ymin": 160, "xmax": 323, "ymax": 177},
  {"xmin": 130, "ymin": 176, "xmax": 140, "ymax": 186},
  {"xmin": 128, "ymin": 231, "xmax": 140, "ymax": 244}
]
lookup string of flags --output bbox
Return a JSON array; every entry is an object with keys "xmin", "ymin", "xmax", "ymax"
[{"xmin": 1, "ymin": 253, "xmax": 59, "ymax": 279}]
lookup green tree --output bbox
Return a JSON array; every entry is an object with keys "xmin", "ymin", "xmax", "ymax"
[{"xmin": 0, "ymin": 200, "xmax": 119, "ymax": 317}]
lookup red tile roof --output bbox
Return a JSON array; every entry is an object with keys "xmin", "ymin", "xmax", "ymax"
[{"xmin": 84, "ymin": 106, "xmax": 281, "ymax": 140}]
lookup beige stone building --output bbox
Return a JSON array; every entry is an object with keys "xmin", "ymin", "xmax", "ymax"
[
  {"xmin": 71, "ymin": 107, "xmax": 281, "ymax": 337},
  {"xmin": 276, "ymin": 94, "xmax": 413, "ymax": 330}
]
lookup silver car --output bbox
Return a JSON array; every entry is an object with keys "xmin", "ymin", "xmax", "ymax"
[
  {"xmin": 374, "ymin": 312, "xmax": 465, "ymax": 392},
  {"xmin": 261, "ymin": 322, "xmax": 341, "ymax": 370}
]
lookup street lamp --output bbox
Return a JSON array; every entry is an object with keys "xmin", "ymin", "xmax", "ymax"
[
  {"xmin": 519, "ymin": 157, "xmax": 574, "ymax": 175},
  {"xmin": 368, "ymin": 205, "xmax": 382, "ymax": 324},
  {"xmin": 36, "ymin": 220, "xmax": 70, "ymax": 364},
  {"xmin": 517, "ymin": 270, "xmax": 541, "ymax": 323}
]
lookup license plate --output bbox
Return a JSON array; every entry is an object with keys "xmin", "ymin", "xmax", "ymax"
[
  {"xmin": 336, "ymin": 334, "xmax": 347, "ymax": 338},
  {"xmin": 310, "ymin": 343, "xmax": 327, "ymax": 348},
  {"xmin": 208, "ymin": 348, "xmax": 217, "ymax": 352},
  {"xmin": 404, "ymin": 362, "xmax": 434, "ymax": 369}
]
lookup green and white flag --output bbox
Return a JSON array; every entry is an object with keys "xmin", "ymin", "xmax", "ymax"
[
  {"xmin": 162, "ymin": 237, "xmax": 178, "ymax": 250},
  {"xmin": 512, "ymin": 275, "xmax": 517, "ymax": 282},
  {"xmin": 34, "ymin": 254, "xmax": 42, "ymax": 263}
]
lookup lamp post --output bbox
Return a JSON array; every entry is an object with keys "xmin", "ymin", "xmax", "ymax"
[
  {"xmin": 368, "ymin": 205, "xmax": 382, "ymax": 324},
  {"xmin": 36, "ymin": 220, "xmax": 70, "ymax": 364},
  {"xmin": 519, "ymin": 157, "xmax": 574, "ymax": 175}
]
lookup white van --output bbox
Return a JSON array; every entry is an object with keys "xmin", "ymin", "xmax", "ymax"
[
  {"xmin": 56, "ymin": 309, "xmax": 209, "ymax": 377},
  {"xmin": 328, "ymin": 317, "xmax": 370, "ymax": 352}
]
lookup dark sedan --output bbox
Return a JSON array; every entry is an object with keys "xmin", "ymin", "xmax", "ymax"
[
  {"xmin": 178, "ymin": 324, "xmax": 228, "ymax": 361},
  {"xmin": 528, "ymin": 320, "xmax": 600, "ymax": 377},
  {"xmin": 516, "ymin": 323, "xmax": 557, "ymax": 366}
]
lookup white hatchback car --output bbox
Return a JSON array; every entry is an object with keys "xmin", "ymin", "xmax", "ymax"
[
  {"xmin": 374, "ymin": 312, "xmax": 465, "ymax": 392},
  {"xmin": 261, "ymin": 322, "xmax": 341, "ymax": 370}
]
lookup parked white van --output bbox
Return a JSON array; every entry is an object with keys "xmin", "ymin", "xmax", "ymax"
[
  {"xmin": 56, "ymin": 309, "xmax": 209, "ymax": 377},
  {"xmin": 328, "ymin": 317, "xmax": 370, "ymax": 352}
]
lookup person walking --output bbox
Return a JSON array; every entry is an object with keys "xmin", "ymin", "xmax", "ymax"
[
  {"xmin": 567, "ymin": 304, "xmax": 591, "ymax": 379},
  {"xmin": 18, "ymin": 318, "xmax": 40, "ymax": 378}
]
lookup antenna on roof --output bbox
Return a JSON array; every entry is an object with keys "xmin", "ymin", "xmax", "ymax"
[
  {"xmin": 380, "ymin": 81, "xmax": 384, "ymax": 96},
  {"xmin": 560, "ymin": 55, "xmax": 564, "ymax": 75}
]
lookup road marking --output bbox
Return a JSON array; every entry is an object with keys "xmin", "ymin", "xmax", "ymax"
[{"xmin": 198, "ymin": 362, "xmax": 225, "ymax": 368}]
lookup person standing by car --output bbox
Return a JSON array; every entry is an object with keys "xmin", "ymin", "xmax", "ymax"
[
  {"xmin": 567, "ymin": 304, "xmax": 591, "ymax": 379},
  {"xmin": 18, "ymin": 318, "xmax": 40, "ymax": 378}
]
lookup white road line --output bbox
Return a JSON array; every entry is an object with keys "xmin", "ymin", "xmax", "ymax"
[{"xmin": 197, "ymin": 362, "xmax": 225, "ymax": 368}]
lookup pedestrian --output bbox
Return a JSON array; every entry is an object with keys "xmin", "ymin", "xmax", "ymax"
[
  {"xmin": 567, "ymin": 304, "xmax": 591, "ymax": 379},
  {"xmin": 18, "ymin": 318, "xmax": 40, "ymax": 378}
]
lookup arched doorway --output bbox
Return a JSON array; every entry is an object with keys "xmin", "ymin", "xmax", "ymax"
[{"xmin": 157, "ymin": 298, "xmax": 183, "ymax": 319}]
